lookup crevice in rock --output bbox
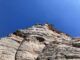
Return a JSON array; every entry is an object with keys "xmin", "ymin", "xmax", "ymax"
[
  {"xmin": 15, "ymin": 39, "xmax": 25, "ymax": 60},
  {"xmin": 36, "ymin": 37, "xmax": 45, "ymax": 42}
]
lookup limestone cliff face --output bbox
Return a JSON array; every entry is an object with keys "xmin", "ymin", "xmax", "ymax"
[{"xmin": 0, "ymin": 24, "xmax": 80, "ymax": 60}]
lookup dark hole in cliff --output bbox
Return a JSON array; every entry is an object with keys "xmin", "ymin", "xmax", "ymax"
[
  {"xmin": 36, "ymin": 58, "xmax": 40, "ymax": 60},
  {"xmin": 36, "ymin": 37, "xmax": 45, "ymax": 42},
  {"xmin": 47, "ymin": 58, "xmax": 50, "ymax": 60},
  {"xmin": 57, "ymin": 36, "xmax": 60, "ymax": 38},
  {"xmin": 47, "ymin": 57, "xmax": 52, "ymax": 60},
  {"xmin": 72, "ymin": 43, "xmax": 80, "ymax": 48}
]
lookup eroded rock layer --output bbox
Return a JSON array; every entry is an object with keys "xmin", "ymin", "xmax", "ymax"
[{"xmin": 0, "ymin": 24, "xmax": 80, "ymax": 60}]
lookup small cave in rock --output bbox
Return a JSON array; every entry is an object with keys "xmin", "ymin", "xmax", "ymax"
[
  {"xmin": 72, "ymin": 43, "xmax": 80, "ymax": 48},
  {"xmin": 47, "ymin": 57, "xmax": 51, "ymax": 60},
  {"xmin": 36, "ymin": 58, "xmax": 40, "ymax": 60},
  {"xmin": 36, "ymin": 37, "xmax": 45, "ymax": 42}
]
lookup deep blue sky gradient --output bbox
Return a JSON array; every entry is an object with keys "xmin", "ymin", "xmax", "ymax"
[{"xmin": 0, "ymin": 0, "xmax": 80, "ymax": 37}]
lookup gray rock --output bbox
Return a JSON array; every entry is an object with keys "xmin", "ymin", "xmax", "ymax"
[
  {"xmin": 0, "ymin": 24, "xmax": 80, "ymax": 60},
  {"xmin": 37, "ymin": 41, "xmax": 80, "ymax": 60}
]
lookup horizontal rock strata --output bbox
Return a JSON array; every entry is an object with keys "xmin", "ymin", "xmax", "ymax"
[{"xmin": 0, "ymin": 24, "xmax": 80, "ymax": 60}]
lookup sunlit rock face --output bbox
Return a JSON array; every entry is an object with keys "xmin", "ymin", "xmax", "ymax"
[
  {"xmin": 0, "ymin": 35, "xmax": 23, "ymax": 60},
  {"xmin": 0, "ymin": 24, "xmax": 80, "ymax": 60}
]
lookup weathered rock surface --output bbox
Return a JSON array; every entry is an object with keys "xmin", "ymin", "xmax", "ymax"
[
  {"xmin": 0, "ymin": 24, "xmax": 80, "ymax": 60},
  {"xmin": 0, "ymin": 35, "xmax": 23, "ymax": 60}
]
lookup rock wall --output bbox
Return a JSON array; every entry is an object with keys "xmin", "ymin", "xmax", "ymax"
[{"xmin": 0, "ymin": 24, "xmax": 80, "ymax": 60}]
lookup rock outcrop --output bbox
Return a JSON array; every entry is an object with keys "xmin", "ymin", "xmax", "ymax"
[{"xmin": 0, "ymin": 24, "xmax": 80, "ymax": 60}]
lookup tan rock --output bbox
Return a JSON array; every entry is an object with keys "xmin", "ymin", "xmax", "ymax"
[{"xmin": 0, "ymin": 24, "xmax": 79, "ymax": 60}]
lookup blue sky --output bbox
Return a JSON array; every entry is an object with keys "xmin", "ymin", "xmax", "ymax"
[{"xmin": 0, "ymin": 0, "xmax": 80, "ymax": 37}]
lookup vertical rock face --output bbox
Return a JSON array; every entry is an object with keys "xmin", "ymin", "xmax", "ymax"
[
  {"xmin": 15, "ymin": 24, "xmax": 63, "ymax": 60},
  {"xmin": 37, "ymin": 41, "xmax": 80, "ymax": 60},
  {"xmin": 0, "ymin": 35, "xmax": 23, "ymax": 60},
  {"xmin": 0, "ymin": 24, "xmax": 80, "ymax": 60}
]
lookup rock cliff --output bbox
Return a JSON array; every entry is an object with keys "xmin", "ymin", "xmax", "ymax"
[{"xmin": 0, "ymin": 24, "xmax": 80, "ymax": 60}]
